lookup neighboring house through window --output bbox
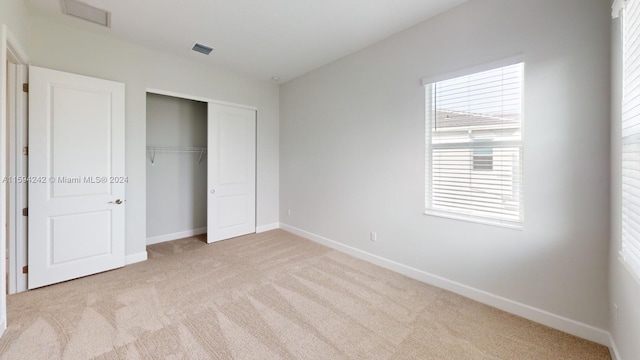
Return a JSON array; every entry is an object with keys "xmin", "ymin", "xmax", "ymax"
[
  {"xmin": 472, "ymin": 143, "xmax": 493, "ymax": 171},
  {"xmin": 424, "ymin": 61, "xmax": 524, "ymax": 227}
]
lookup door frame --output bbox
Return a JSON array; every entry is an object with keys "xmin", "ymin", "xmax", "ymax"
[
  {"xmin": 146, "ymin": 88, "xmax": 257, "ymax": 112},
  {"xmin": 6, "ymin": 49, "xmax": 28, "ymax": 295},
  {"xmin": 1, "ymin": 25, "xmax": 29, "ymax": 336},
  {"xmin": 145, "ymin": 88, "xmax": 257, "ymax": 243},
  {"xmin": 2, "ymin": 26, "xmax": 29, "ymax": 295}
]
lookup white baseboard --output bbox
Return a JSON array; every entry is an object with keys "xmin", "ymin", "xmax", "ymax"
[
  {"xmin": 146, "ymin": 227, "xmax": 207, "ymax": 245},
  {"xmin": 256, "ymin": 223, "xmax": 280, "ymax": 233},
  {"xmin": 125, "ymin": 251, "xmax": 148, "ymax": 265},
  {"xmin": 609, "ymin": 334, "xmax": 622, "ymax": 360},
  {"xmin": 280, "ymin": 223, "xmax": 611, "ymax": 347}
]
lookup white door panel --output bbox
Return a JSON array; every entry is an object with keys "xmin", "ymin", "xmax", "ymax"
[
  {"xmin": 50, "ymin": 85, "xmax": 112, "ymax": 197},
  {"xmin": 207, "ymin": 103, "xmax": 256, "ymax": 242},
  {"xmin": 51, "ymin": 211, "xmax": 112, "ymax": 263},
  {"xmin": 28, "ymin": 66, "xmax": 125, "ymax": 289}
]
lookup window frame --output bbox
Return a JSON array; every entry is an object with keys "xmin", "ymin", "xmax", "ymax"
[
  {"xmin": 422, "ymin": 58, "xmax": 525, "ymax": 229},
  {"xmin": 615, "ymin": 0, "xmax": 640, "ymax": 283}
]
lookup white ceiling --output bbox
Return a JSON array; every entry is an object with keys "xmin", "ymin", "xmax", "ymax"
[{"xmin": 25, "ymin": 0, "xmax": 467, "ymax": 82}]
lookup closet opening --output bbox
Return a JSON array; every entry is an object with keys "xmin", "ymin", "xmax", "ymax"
[
  {"xmin": 146, "ymin": 93, "xmax": 208, "ymax": 245},
  {"xmin": 145, "ymin": 90, "xmax": 257, "ymax": 246}
]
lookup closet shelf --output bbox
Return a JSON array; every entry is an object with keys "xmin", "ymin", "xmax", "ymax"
[{"xmin": 146, "ymin": 146, "xmax": 207, "ymax": 165}]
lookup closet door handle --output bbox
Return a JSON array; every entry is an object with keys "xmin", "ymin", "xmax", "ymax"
[{"xmin": 109, "ymin": 199, "xmax": 123, "ymax": 204}]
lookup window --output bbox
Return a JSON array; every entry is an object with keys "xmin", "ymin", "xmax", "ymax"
[
  {"xmin": 615, "ymin": 0, "xmax": 640, "ymax": 281},
  {"xmin": 424, "ymin": 62, "xmax": 524, "ymax": 227}
]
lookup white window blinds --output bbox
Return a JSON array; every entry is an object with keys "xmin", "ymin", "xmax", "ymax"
[
  {"xmin": 620, "ymin": 0, "xmax": 640, "ymax": 280},
  {"xmin": 425, "ymin": 63, "xmax": 524, "ymax": 226}
]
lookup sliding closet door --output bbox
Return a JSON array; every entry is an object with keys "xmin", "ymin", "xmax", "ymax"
[{"xmin": 207, "ymin": 103, "xmax": 256, "ymax": 242}]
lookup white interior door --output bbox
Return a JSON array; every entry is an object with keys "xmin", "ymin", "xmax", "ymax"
[
  {"xmin": 28, "ymin": 66, "xmax": 126, "ymax": 289},
  {"xmin": 207, "ymin": 103, "xmax": 256, "ymax": 243}
]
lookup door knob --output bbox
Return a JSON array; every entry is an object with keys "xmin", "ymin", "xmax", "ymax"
[
  {"xmin": 210, "ymin": 189, "xmax": 216, "ymax": 194},
  {"xmin": 110, "ymin": 199, "xmax": 123, "ymax": 204}
]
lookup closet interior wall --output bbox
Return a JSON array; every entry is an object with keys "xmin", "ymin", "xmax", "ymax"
[{"xmin": 146, "ymin": 93, "xmax": 207, "ymax": 244}]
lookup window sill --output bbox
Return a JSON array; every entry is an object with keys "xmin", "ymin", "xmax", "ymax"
[{"xmin": 423, "ymin": 209, "xmax": 523, "ymax": 230}]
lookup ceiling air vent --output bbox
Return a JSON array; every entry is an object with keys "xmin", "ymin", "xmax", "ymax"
[
  {"xmin": 192, "ymin": 43, "xmax": 214, "ymax": 55},
  {"xmin": 61, "ymin": 0, "xmax": 111, "ymax": 28}
]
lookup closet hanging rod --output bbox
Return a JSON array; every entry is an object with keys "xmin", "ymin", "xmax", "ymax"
[{"xmin": 146, "ymin": 146, "xmax": 207, "ymax": 165}]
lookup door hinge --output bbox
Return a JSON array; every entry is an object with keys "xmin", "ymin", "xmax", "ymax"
[
  {"xmin": 22, "ymin": 83, "xmax": 28, "ymax": 93},
  {"xmin": 22, "ymin": 266, "xmax": 28, "ymax": 274},
  {"xmin": 22, "ymin": 208, "xmax": 28, "ymax": 216},
  {"xmin": 22, "ymin": 147, "xmax": 28, "ymax": 156}
]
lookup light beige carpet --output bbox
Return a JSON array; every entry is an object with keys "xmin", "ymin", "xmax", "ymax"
[{"xmin": 0, "ymin": 230, "xmax": 610, "ymax": 359}]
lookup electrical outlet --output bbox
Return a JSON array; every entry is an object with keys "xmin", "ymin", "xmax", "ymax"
[
  {"xmin": 614, "ymin": 303, "xmax": 619, "ymax": 322},
  {"xmin": 287, "ymin": 209, "xmax": 291, "ymax": 216},
  {"xmin": 370, "ymin": 232, "xmax": 377, "ymax": 242}
]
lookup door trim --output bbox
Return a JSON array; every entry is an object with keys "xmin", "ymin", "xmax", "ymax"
[
  {"xmin": 146, "ymin": 88, "xmax": 258, "ymax": 111},
  {"xmin": 1, "ymin": 24, "xmax": 30, "ymax": 338},
  {"xmin": 4, "ymin": 26, "xmax": 29, "ymax": 295},
  {"xmin": 7, "ymin": 63, "xmax": 27, "ymax": 295},
  {"xmin": 3, "ymin": 26, "xmax": 28, "ymax": 64}
]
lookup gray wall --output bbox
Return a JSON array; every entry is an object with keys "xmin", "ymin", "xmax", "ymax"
[
  {"xmin": 610, "ymin": 13, "xmax": 640, "ymax": 360},
  {"xmin": 146, "ymin": 94, "xmax": 207, "ymax": 240},
  {"xmin": 28, "ymin": 17, "xmax": 280, "ymax": 259},
  {"xmin": 280, "ymin": 0, "xmax": 611, "ymax": 332},
  {"xmin": 0, "ymin": 0, "xmax": 29, "ymax": 49}
]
